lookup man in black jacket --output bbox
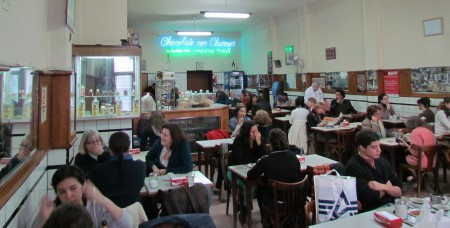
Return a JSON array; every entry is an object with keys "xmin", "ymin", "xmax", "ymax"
[{"xmin": 329, "ymin": 88, "xmax": 358, "ymax": 117}]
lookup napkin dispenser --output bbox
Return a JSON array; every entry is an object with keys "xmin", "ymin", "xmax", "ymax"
[
  {"xmin": 170, "ymin": 176, "xmax": 188, "ymax": 187},
  {"xmin": 374, "ymin": 211, "xmax": 402, "ymax": 228}
]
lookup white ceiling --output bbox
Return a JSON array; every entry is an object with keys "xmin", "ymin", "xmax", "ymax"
[{"xmin": 128, "ymin": 0, "xmax": 319, "ymax": 34}]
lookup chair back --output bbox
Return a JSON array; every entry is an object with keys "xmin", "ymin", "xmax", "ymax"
[
  {"xmin": 124, "ymin": 202, "xmax": 148, "ymax": 227},
  {"xmin": 219, "ymin": 143, "xmax": 231, "ymax": 188},
  {"xmin": 268, "ymin": 175, "xmax": 309, "ymax": 228},
  {"xmin": 335, "ymin": 128, "xmax": 356, "ymax": 150},
  {"xmin": 412, "ymin": 144, "xmax": 438, "ymax": 172}
]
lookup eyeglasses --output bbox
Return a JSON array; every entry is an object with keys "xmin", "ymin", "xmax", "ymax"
[{"xmin": 86, "ymin": 139, "xmax": 101, "ymax": 145}]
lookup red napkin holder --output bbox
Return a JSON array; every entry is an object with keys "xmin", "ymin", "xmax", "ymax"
[
  {"xmin": 374, "ymin": 211, "xmax": 402, "ymax": 228},
  {"xmin": 170, "ymin": 176, "xmax": 188, "ymax": 187},
  {"xmin": 297, "ymin": 156, "xmax": 305, "ymax": 163},
  {"xmin": 129, "ymin": 148, "xmax": 141, "ymax": 154}
]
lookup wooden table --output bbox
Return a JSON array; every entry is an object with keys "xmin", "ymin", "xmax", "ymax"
[
  {"xmin": 310, "ymin": 122, "xmax": 361, "ymax": 155},
  {"xmin": 274, "ymin": 116, "xmax": 291, "ymax": 134},
  {"xmin": 382, "ymin": 118, "xmax": 406, "ymax": 129},
  {"xmin": 228, "ymin": 154, "xmax": 338, "ymax": 228},
  {"xmin": 271, "ymin": 108, "xmax": 292, "ymax": 117},
  {"xmin": 196, "ymin": 138, "xmax": 234, "ymax": 179},
  {"xmin": 141, "ymin": 170, "xmax": 213, "ymax": 196},
  {"xmin": 276, "ymin": 105, "xmax": 296, "ymax": 111}
]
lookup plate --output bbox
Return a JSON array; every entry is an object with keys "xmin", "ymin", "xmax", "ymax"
[
  {"xmin": 247, "ymin": 163, "xmax": 255, "ymax": 168},
  {"xmin": 410, "ymin": 198, "xmax": 424, "ymax": 204},
  {"xmin": 408, "ymin": 208, "xmax": 421, "ymax": 217},
  {"xmin": 432, "ymin": 204, "xmax": 450, "ymax": 211}
]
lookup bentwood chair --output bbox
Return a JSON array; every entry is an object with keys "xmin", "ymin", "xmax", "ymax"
[
  {"xmin": 399, "ymin": 144, "xmax": 440, "ymax": 197},
  {"xmin": 261, "ymin": 175, "xmax": 309, "ymax": 228},
  {"xmin": 328, "ymin": 128, "xmax": 356, "ymax": 163},
  {"xmin": 219, "ymin": 143, "xmax": 232, "ymax": 215}
]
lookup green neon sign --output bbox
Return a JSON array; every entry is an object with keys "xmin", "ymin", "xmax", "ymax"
[{"xmin": 160, "ymin": 36, "xmax": 236, "ymax": 55}]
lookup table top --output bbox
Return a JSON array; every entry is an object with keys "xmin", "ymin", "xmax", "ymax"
[
  {"xmin": 272, "ymin": 109, "xmax": 291, "ymax": 114},
  {"xmin": 382, "ymin": 118, "xmax": 406, "ymax": 124},
  {"xmin": 141, "ymin": 170, "xmax": 212, "ymax": 194},
  {"xmin": 310, "ymin": 206, "xmax": 413, "ymax": 228},
  {"xmin": 311, "ymin": 122, "xmax": 361, "ymax": 132},
  {"xmin": 228, "ymin": 154, "xmax": 338, "ymax": 179},
  {"xmin": 196, "ymin": 138, "xmax": 234, "ymax": 149},
  {"xmin": 274, "ymin": 116, "xmax": 290, "ymax": 122},
  {"xmin": 379, "ymin": 137, "xmax": 400, "ymax": 147}
]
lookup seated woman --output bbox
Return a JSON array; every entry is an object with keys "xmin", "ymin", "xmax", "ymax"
[
  {"xmin": 434, "ymin": 97, "xmax": 450, "ymax": 135},
  {"xmin": 0, "ymin": 134, "xmax": 34, "ymax": 181},
  {"xmin": 306, "ymin": 102, "xmax": 326, "ymax": 130},
  {"xmin": 146, "ymin": 123, "xmax": 193, "ymax": 175},
  {"xmin": 228, "ymin": 120, "xmax": 266, "ymax": 224},
  {"xmin": 417, "ymin": 97, "xmax": 435, "ymax": 123},
  {"xmin": 253, "ymin": 110, "xmax": 272, "ymax": 145},
  {"xmin": 138, "ymin": 111, "xmax": 166, "ymax": 151},
  {"xmin": 88, "ymin": 132, "xmax": 146, "ymax": 208},
  {"xmin": 362, "ymin": 105, "xmax": 393, "ymax": 138},
  {"xmin": 229, "ymin": 104, "xmax": 251, "ymax": 137},
  {"xmin": 378, "ymin": 93, "xmax": 395, "ymax": 119},
  {"xmin": 399, "ymin": 116, "xmax": 436, "ymax": 169},
  {"xmin": 74, "ymin": 129, "xmax": 110, "ymax": 175},
  {"xmin": 247, "ymin": 128, "xmax": 303, "ymax": 223},
  {"xmin": 34, "ymin": 165, "xmax": 133, "ymax": 228}
]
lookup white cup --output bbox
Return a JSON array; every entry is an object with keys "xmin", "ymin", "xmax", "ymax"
[
  {"xmin": 188, "ymin": 172, "xmax": 195, "ymax": 187},
  {"xmin": 395, "ymin": 198, "xmax": 408, "ymax": 219},
  {"xmin": 149, "ymin": 173, "xmax": 158, "ymax": 188}
]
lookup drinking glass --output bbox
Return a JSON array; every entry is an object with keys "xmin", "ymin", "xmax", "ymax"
[{"xmin": 188, "ymin": 172, "xmax": 195, "ymax": 187}]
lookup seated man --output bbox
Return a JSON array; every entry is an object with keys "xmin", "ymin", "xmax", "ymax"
[
  {"xmin": 275, "ymin": 92, "xmax": 291, "ymax": 106},
  {"xmin": 345, "ymin": 130, "xmax": 402, "ymax": 212},
  {"xmin": 329, "ymin": 88, "xmax": 358, "ymax": 117}
]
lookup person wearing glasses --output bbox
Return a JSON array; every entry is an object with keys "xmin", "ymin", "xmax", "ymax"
[
  {"xmin": 0, "ymin": 134, "xmax": 34, "ymax": 181},
  {"xmin": 75, "ymin": 129, "xmax": 111, "ymax": 175}
]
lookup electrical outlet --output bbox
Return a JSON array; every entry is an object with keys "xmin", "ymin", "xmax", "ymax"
[{"xmin": 2, "ymin": 0, "xmax": 11, "ymax": 12}]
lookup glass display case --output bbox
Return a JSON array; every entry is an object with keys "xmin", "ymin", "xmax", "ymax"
[
  {"xmin": 74, "ymin": 55, "xmax": 140, "ymax": 118},
  {"xmin": 1, "ymin": 67, "xmax": 34, "ymax": 122},
  {"xmin": 411, "ymin": 66, "xmax": 450, "ymax": 93}
]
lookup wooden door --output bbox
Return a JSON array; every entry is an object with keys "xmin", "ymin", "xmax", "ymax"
[{"xmin": 187, "ymin": 70, "xmax": 213, "ymax": 92}]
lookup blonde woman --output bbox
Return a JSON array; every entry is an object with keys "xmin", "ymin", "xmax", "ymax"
[{"xmin": 75, "ymin": 129, "xmax": 110, "ymax": 175}]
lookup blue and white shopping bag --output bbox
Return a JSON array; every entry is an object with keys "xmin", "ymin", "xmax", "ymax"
[{"xmin": 314, "ymin": 170, "xmax": 359, "ymax": 223}]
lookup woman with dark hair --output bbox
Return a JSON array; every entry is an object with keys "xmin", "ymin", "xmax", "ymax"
[
  {"xmin": 88, "ymin": 132, "xmax": 146, "ymax": 208},
  {"xmin": 398, "ymin": 116, "xmax": 436, "ymax": 169},
  {"xmin": 43, "ymin": 203, "xmax": 94, "ymax": 228},
  {"xmin": 247, "ymin": 129, "xmax": 303, "ymax": 222},
  {"xmin": 378, "ymin": 93, "xmax": 395, "ymax": 119},
  {"xmin": 146, "ymin": 123, "xmax": 193, "ymax": 175},
  {"xmin": 417, "ymin": 97, "xmax": 434, "ymax": 123},
  {"xmin": 253, "ymin": 109, "xmax": 272, "ymax": 144},
  {"xmin": 34, "ymin": 165, "xmax": 133, "ymax": 228},
  {"xmin": 75, "ymin": 129, "xmax": 110, "ymax": 175},
  {"xmin": 228, "ymin": 120, "xmax": 266, "ymax": 224},
  {"xmin": 434, "ymin": 97, "xmax": 450, "ymax": 135},
  {"xmin": 229, "ymin": 104, "xmax": 251, "ymax": 137},
  {"xmin": 329, "ymin": 88, "xmax": 358, "ymax": 117},
  {"xmin": 215, "ymin": 90, "xmax": 229, "ymax": 104}
]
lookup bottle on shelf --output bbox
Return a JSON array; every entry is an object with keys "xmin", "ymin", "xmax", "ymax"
[
  {"xmin": 88, "ymin": 89, "xmax": 93, "ymax": 97},
  {"xmin": 78, "ymin": 99, "xmax": 85, "ymax": 117},
  {"xmin": 22, "ymin": 101, "xmax": 32, "ymax": 118},
  {"xmin": 81, "ymin": 86, "xmax": 85, "ymax": 96},
  {"xmin": 116, "ymin": 98, "xmax": 122, "ymax": 115},
  {"xmin": 92, "ymin": 97, "xmax": 99, "ymax": 117},
  {"xmin": 95, "ymin": 89, "xmax": 100, "ymax": 96},
  {"xmin": 2, "ymin": 98, "xmax": 14, "ymax": 119},
  {"xmin": 124, "ymin": 89, "xmax": 128, "ymax": 96},
  {"xmin": 133, "ymin": 97, "xmax": 140, "ymax": 114}
]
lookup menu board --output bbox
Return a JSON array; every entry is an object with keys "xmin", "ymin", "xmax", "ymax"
[{"xmin": 384, "ymin": 71, "xmax": 399, "ymax": 97}]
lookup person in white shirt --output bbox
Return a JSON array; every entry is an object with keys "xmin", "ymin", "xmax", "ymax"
[
  {"xmin": 289, "ymin": 96, "xmax": 309, "ymax": 124},
  {"xmin": 304, "ymin": 81, "xmax": 324, "ymax": 103},
  {"xmin": 434, "ymin": 97, "xmax": 450, "ymax": 135}
]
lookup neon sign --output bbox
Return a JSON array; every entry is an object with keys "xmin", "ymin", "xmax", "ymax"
[{"xmin": 159, "ymin": 36, "xmax": 237, "ymax": 55}]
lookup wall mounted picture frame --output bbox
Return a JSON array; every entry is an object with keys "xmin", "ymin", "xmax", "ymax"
[
  {"xmin": 196, "ymin": 62, "xmax": 204, "ymax": 70},
  {"xmin": 66, "ymin": 0, "xmax": 75, "ymax": 33},
  {"xmin": 423, "ymin": 17, "xmax": 443, "ymax": 37},
  {"xmin": 326, "ymin": 47, "xmax": 336, "ymax": 60},
  {"xmin": 284, "ymin": 45, "xmax": 294, "ymax": 65}
]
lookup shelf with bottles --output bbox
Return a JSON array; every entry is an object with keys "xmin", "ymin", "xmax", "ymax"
[
  {"xmin": 77, "ymin": 95, "xmax": 140, "ymax": 118},
  {"xmin": 411, "ymin": 66, "xmax": 450, "ymax": 93}
]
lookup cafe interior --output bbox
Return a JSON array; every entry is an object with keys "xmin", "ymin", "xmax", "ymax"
[{"xmin": 1, "ymin": 0, "xmax": 450, "ymax": 227}]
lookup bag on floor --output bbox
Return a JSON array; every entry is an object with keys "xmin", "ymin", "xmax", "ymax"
[{"xmin": 314, "ymin": 170, "xmax": 358, "ymax": 223}]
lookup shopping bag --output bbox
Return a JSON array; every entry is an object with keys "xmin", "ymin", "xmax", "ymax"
[{"xmin": 314, "ymin": 170, "xmax": 358, "ymax": 223}]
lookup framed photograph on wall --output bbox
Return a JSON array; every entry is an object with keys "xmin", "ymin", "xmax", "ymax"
[
  {"xmin": 66, "ymin": 0, "xmax": 75, "ymax": 33},
  {"xmin": 285, "ymin": 45, "xmax": 294, "ymax": 65},
  {"xmin": 423, "ymin": 17, "xmax": 443, "ymax": 36}
]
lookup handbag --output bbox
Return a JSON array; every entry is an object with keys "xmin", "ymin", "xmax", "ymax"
[{"xmin": 314, "ymin": 170, "xmax": 358, "ymax": 223}]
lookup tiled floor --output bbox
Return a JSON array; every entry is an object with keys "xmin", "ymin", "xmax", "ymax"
[{"xmin": 206, "ymin": 166, "xmax": 450, "ymax": 228}]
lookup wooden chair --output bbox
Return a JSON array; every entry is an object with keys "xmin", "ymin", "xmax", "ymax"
[
  {"xmin": 262, "ymin": 175, "xmax": 309, "ymax": 228},
  {"xmin": 328, "ymin": 128, "xmax": 356, "ymax": 163},
  {"xmin": 219, "ymin": 143, "xmax": 232, "ymax": 215},
  {"xmin": 399, "ymin": 144, "xmax": 440, "ymax": 197},
  {"xmin": 305, "ymin": 200, "xmax": 362, "ymax": 226}
]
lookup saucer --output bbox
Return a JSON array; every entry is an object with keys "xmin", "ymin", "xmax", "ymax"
[
  {"xmin": 408, "ymin": 208, "xmax": 421, "ymax": 217},
  {"xmin": 433, "ymin": 204, "xmax": 450, "ymax": 211},
  {"xmin": 410, "ymin": 197, "xmax": 424, "ymax": 204}
]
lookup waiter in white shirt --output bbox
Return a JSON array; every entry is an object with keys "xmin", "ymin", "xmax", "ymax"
[{"xmin": 304, "ymin": 81, "xmax": 324, "ymax": 103}]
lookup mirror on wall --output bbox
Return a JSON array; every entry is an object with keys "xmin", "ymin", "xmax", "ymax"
[{"xmin": 0, "ymin": 66, "xmax": 37, "ymax": 184}]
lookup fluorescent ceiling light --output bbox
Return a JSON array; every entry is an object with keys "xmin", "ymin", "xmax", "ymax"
[
  {"xmin": 176, "ymin": 31, "xmax": 212, "ymax": 36},
  {"xmin": 201, "ymin": 11, "xmax": 251, "ymax": 19}
]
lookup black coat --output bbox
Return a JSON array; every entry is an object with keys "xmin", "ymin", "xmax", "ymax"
[{"xmin": 74, "ymin": 149, "xmax": 111, "ymax": 175}]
